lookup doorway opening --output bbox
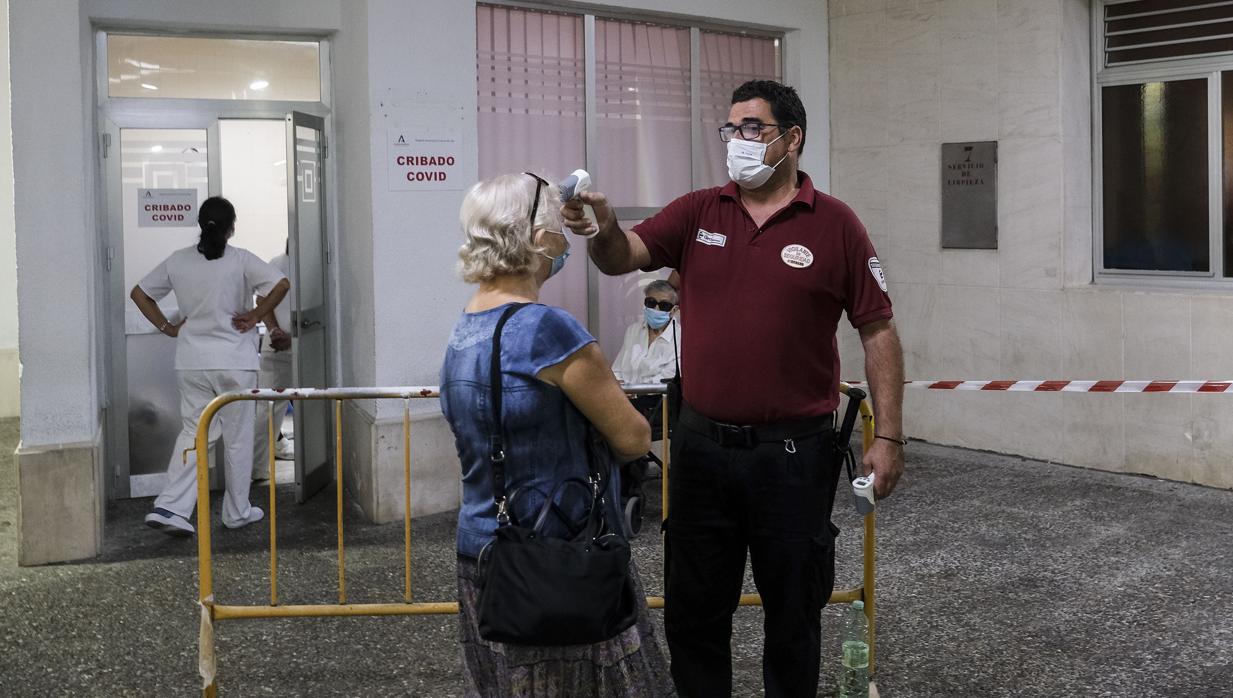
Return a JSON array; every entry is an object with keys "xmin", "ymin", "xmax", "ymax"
[{"xmin": 98, "ymin": 31, "xmax": 334, "ymax": 505}]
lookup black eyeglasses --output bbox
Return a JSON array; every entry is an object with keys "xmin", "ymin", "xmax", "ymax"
[
  {"xmin": 644, "ymin": 297, "xmax": 675, "ymax": 312},
  {"xmin": 718, "ymin": 121, "xmax": 786, "ymax": 142},
  {"xmin": 524, "ymin": 172, "xmax": 549, "ymax": 230}
]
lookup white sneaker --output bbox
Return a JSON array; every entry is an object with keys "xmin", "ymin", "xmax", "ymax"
[
  {"xmin": 145, "ymin": 508, "xmax": 195, "ymax": 537},
  {"xmin": 223, "ymin": 506, "xmax": 265, "ymax": 530},
  {"xmin": 275, "ymin": 436, "xmax": 295, "ymax": 460}
]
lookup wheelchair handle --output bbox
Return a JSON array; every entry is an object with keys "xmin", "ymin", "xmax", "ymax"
[{"xmin": 837, "ymin": 386, "xmax": 866, "ymax": 454}]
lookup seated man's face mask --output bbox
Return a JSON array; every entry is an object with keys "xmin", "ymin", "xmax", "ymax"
[{"xmin": 643, "ymin": 296, "xmax": 675, "ymax": 329}]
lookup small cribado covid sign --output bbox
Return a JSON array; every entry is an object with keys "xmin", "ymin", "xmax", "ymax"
[{"xmin": 138, "ymin": 188, "xmax": 197, "ymax": 227}]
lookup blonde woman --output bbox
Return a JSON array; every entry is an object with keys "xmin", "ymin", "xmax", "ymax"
[{"xmin": 439, "ymin": 173, "xmax": 673, "ymax": 697}]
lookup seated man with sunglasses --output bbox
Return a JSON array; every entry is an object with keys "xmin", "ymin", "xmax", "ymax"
[{"xmin": 612, "ymin": 279, "xmax": 681, "ymax": 388}]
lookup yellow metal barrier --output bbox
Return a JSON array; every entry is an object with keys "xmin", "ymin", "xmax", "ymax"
[{"xmin": 194, "ymin": 384, "xmax": 876, "ymax": 695}]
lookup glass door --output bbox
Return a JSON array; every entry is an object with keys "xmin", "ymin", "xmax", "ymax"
[
  {"xmin": 286, "ymin": 111, "xmax": 332, "ymax": 502},
  {"xmin": 105, "ymin": 127, "xmax": 210, "ymax": 496}
]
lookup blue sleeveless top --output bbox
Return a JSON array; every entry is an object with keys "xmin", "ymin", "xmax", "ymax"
[{"xmin": 440, "ymin": 303, "xmax": 625, "ymax": 558}]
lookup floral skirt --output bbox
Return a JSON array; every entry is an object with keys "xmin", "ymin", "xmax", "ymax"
[{"xmin": 456, "ymin": 554, "xmax": 676, "ymax": 698}]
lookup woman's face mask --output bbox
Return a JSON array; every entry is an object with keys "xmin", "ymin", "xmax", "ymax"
[
  {"xmin": 537, "ymin": 229, "xmax": 570, "ymax": 279},
  {"xmin": 726, "ymin": 130, "xmax": 788, "ymax": 190}
]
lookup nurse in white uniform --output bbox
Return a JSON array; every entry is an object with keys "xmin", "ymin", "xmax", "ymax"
[{"xmin": 130, "ymin": 196, "xmax": 290, "ymax": 536}]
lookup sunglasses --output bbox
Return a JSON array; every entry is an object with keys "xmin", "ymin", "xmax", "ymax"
[
  {"xmin": 644, "ymin": 297, "xmax": 675, "ymax": 312},
  {"xmin": 524, "ymin": 172, "xmax": 549, "ymax": 231}
]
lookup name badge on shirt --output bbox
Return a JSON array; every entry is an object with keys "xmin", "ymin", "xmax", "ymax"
[
  {"xmin": 781, "ymin": 244, "xmax": 814, "ymax": 268},
  {"xmin": 696, "ymin": 229, "xmax": 727, "ymax": 247}
]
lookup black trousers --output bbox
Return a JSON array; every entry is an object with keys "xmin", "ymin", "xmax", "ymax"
[{"xmin": 664, "ymin": 415, "xmax": 841, "ymax": 698}]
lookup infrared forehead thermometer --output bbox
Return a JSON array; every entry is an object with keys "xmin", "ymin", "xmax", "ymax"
[
  {"xmin": 558, "ymin": 169, "xmax": 591, "ymax": 202},
  {"xmin": 852, "ymin": 472, "xmax": 875, "ymax": 516},
  {"xmin": 558, "ymin": 169, "xmax": 599, "ymax": 237}
]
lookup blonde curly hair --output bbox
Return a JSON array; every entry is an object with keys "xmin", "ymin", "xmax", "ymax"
[{"xmin": 458, "ymin": 173, "xmax": 562, "ymax": 283}]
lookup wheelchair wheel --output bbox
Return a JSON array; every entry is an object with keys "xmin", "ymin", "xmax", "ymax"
[{"xmin": 624, "ymin": 496, "xmax": 644, "ymax": 537}]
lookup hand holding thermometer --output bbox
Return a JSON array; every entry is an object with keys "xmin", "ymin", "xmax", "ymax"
[
  {"xmin": 558, "ymin": 169, "xmax": 601, "ymax": 238},
  {"xmin": 851, "ymin": 472, "xmax": 876, "ymax": 516}
]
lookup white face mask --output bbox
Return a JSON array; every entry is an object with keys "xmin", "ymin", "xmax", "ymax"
[{"xmin": 726, "ymin": 130, "xmax": 788, "ymax": 190}]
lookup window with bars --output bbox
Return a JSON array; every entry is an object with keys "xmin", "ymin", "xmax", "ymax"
[
  {"xmin": 475, "ymin": 3, "xmax": 780, "ymax": 350},
  {"xmin": 1096, "ymin": 1, "xmax": 1233, "ymax": 281},
  {"xmin": 1104, "ymin": 1, "xmax": 1233, "ymax": 66}
]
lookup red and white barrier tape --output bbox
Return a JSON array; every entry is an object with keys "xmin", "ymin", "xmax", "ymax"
[{"xmin": 844, "ymin": 380, "xmax": 1233, "ymax": 393}]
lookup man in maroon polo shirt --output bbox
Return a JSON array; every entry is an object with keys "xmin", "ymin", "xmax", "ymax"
[{"xmin": 563, "ymin": 80, "xmax": 905, "ymax": 697}]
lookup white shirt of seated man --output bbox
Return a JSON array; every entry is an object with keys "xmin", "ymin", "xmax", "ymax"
[{"xmin": 612, "ymin": 279, "xmax": 681, "ymax": 386}]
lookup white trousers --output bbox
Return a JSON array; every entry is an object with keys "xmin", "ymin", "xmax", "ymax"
[
  {"xmin": 252, "ymin": 353, "xmax": 293, "ymax": 479},
  {"xmin": 154, "ymin": 369, "xmax": 258, "ymax": 526}
]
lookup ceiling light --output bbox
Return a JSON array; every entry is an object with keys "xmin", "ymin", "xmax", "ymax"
[
  {"xmin": 151, "ymin": 145, "xmax": 163, "ymax": 153},
  {"xmin": 141, "ymin": 83, "xmax": 158, "ymax": 90},
  {"xmin": 249, "ymin": 80, "xmax": 270, "ymax": 90}
]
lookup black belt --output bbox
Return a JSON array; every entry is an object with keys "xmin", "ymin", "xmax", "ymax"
[{"xmin": 679, "ymin": 402, "xmax": 833, "ymax": 448}]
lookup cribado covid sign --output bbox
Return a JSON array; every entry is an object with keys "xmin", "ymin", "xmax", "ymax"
[
  {"xmin": 137, "ymin": 188, "xmax": 197, "ymax": 227},
  {"xmin": 385, "ymin": 104, "xmax": 469, "ymax": 191}
]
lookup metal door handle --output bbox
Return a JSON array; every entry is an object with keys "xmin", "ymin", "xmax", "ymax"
[{"xmin": 301, "ymin": 319, "xmax": 321, "ymax": 329}]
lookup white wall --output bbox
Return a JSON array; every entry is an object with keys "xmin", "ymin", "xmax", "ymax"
[
  {"xmin": 829, "ymin": 0, "xmax": 1233, "ymax": 489},
  {"xmin": 332, "ymin": 0, "xmax": 376, "ymax": 394},
  {"xmin": 11, "ymin": 0, "xmax": 97, "ymax": 444},
  {"xmin": 364, "ymin": 0, "xmax": 477, "ymax": 416},
  {"xmin": 0, "ymin": 0, "xmax": 18, "ymax": 419}
]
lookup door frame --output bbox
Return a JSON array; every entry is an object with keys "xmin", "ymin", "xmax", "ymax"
[{"xmin": 95, "ymin": 30, "xmax": 337, "ymax": 500}]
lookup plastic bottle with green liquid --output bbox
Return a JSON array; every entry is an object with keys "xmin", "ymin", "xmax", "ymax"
[{"xmin": 838, "ymin": 600, "xmax": 869, "ymax": 698}]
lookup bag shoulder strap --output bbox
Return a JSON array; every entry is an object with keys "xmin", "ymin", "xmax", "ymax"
[{"xmin": 489, "ymin": 302, "xmax": 530, "ymax": 523}]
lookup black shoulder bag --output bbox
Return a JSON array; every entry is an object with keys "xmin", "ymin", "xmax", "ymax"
[{"xmin": 476, "ymin": 303, "xmax": 640, "ymax": 646}]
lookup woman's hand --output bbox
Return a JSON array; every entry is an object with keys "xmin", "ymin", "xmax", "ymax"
[
  {"xmin": 269, "ymin": 327, "xmax": 292, "ymax": 352},
  {"xmin": 166, "ymin": 320, "xmax": 185, "ymax": 338},
  {"xmin": 232, "ymin": 310, "xmax": 262, "ymax": 333}
]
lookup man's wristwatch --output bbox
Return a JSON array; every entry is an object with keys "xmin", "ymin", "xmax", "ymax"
[{"xmin": 874, "ymin": 434, "xmax": 907, "ymax": 446}]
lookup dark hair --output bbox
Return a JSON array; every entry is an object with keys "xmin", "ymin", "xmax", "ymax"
[
  {"xmin": 731, "ymin": 80, "xmax": 807, "ymax": 155},
  {"xmin": 196, "ymin": 196, "xmax": 236, "ymax": 260}
]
